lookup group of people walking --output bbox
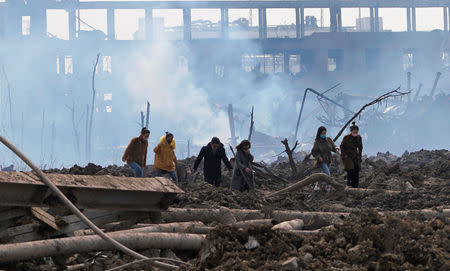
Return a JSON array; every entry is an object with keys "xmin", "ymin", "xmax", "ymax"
[
  {"xmin": 311, "ymin": 122, "xmax": 363, "ymax": 188},
  {"xmin": 122, "ymin": 128, "xmax": 178, "ymax": 182},
  {"xmin": 122, "ymin": 122, "xmax": 363, "ymax": 191}
]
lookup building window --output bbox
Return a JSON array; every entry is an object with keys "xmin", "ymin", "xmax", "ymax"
[
  {"xmin": 56, "ymin": 56, "xmax": 60, "ymax": 74},
  {"xmin": 102, "ymin": 56, "xmax": 112, "ymax": 73},
  {"xmin": 328, "ymin": 49, "xmax": 343, "ymax": 72},
  {"xmin": 328, "ymin": 58, "xmax": 337, "ymax": 72},
  {"xmin": 442, "ymin": 51, "xmax": 450, "ymax": 68},
  {"xmin": 64, "ymin": 55, "xmax": 73, "ymax": 74},
  {"xmin": 22, "ymin": 16, "xmax": 30, "ymax": 36},
  {"xmin": 215, "ymin": 65, "xmax": 224, "ymax": 78},
  {"xmin": 289, "ymin": 55, "xmax": 301, "ymax": 75},
  {"xmin": 403, "ymin": 50, "xmax": 415, "ymax": 71},
  {"xmin": 106, "ymin": 105, "xmax": 112, "ymax": 113},
  {"xmin": 104, "ymin": 93, "xmax": 113, "ymax": 101}
]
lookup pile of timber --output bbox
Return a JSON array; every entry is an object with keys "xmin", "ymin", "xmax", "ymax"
[
  {"xmin": 0, "ymin": 205, "xmax": 448, "ymax": 264},
  {"xmin": 0, "ymin": 171, "xmax": 449, "ymax": 267}
]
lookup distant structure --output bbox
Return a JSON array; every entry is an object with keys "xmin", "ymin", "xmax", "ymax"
[
  {"xmin": 357, "ymin": 17, "xmax": 384, "ymax": 32},
  {"xmin": 0, "ymin": 0, "xmax": 449, "ymax": 89}
]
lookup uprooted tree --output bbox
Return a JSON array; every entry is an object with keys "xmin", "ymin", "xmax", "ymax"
[{"xmin": 279, "ymin": 87, "xmax": 411, "ymax": 181}]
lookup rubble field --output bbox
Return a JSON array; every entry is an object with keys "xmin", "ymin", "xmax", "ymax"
[{"xmin": 2, "ymin": 149, "xmax": 449, "ymax": 270}]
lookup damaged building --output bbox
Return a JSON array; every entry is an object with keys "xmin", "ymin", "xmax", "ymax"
[{"xmin": 0, "ymin": 0, "xmax": 449, "ymax": 164}]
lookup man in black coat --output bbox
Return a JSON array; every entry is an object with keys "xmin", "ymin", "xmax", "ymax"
[{"xmin": 193, "ymin": 137, "xmax": 233, "ymax": 187}]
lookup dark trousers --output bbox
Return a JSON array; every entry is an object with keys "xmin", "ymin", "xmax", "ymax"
[
  {"xmin": 346, "ymin": 162, "xmax": 360, "ymax": 188},
  {"xmin": 205, "ymin": 174, "xmax": 221, "ymax": 187}
]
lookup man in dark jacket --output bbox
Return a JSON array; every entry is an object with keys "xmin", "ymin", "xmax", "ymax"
[
  {"xmin": 193, "ymin": 137, "xmax": 233, "ymax": 187},
  {"xmin": 122, "ymin": 128, "xmax": 150, "ymax": 177}
]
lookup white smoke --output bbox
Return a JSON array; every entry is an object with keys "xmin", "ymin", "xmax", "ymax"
[{"xmin": 125, "ymin": 41, "xmax": 230, "ymax": 146}]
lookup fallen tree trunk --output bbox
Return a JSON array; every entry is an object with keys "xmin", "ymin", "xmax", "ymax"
[
  {"xmin": 235, "ymin": 219, "xmax": 276, "ymax": 228},
  {"xmin": 267, "ymin": 173, "xmax": 402, "ymax": 198},
  {"xmin": 162, "ymin": 208, "xmax": 348, "ymax": 229},
  {"xmin": 0, "ymin": 232, "xmax": 205, "ymax": 263},
  {"xmin": 272, "ymin": 219, "xmax": 304, "ymax": 231},
  {"xmin": 344, "ymin": 187, "xmax": 401, "ymax": 196},
  {"xmin": 132, "ymin": 220, "xmax": 275, "ymax": 235},
  {"xmin": 162, "ymin": 208, "xmax": 450, "ymax": 229},
  {"xmin": 267, "ymin": 173, "xmax": 344, "ymax": 198}
]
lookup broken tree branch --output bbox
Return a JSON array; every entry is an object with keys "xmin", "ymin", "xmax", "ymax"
[
  {"xmin": 248, "ymin": 106, "xmax": 254, "ymax": 141},
  {"xmin": 268, "ymin": 173, "xmax": 344, "ymax": 198},
  {"xmin": 281, "ymin": 138, "xmax": 298, "ymax": 178},
  {"xmin": 252, "ymin": 162, "xmax": 289, "ymax": 183},
  {"xmin": 145, "ymin": 101, "xmax": 150, "ymax": 128},
  {"xmin": 106, "ymin": 257, "xmax": 190, "ymax": 271},
  {"xmin": 333, "ymin": 87, "xmax": 410, "ymax": 142},
  {"xmin": 87, "ymin": 53, "xmax": 100, "ymax": 161},
  {"xmin": 294, "ymin": 87, "xmax": 354, "ymax": 140}
]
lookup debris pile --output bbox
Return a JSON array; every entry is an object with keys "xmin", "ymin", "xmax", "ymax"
[
  {"xmin": 183, "ymin": 210, "xmax": 449, "ymax": 270},
  {"xmin": 0, "ymin": 149, "xmax": 448, "ymax": 270}
]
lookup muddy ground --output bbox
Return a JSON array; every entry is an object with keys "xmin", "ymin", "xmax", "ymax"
[
  {"xmin": 183, "ymin": 211, "xmax": 449, "ymax": 271},
  {"xmin": 10, "ymin": 149, "xmax": 449, "ymax": 270}
]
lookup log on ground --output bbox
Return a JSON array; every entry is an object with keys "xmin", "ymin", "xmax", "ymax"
[{"xmin": 0, "ymin": 232, "xmax": 205, "ymax": 263}]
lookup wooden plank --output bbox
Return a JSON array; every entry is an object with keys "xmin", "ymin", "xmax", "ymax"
[
  {"xmin": 30, "ymin": 207, "xmax": 60, "ymax": 231},
  {"xmin": 55, "ymin": 210, "xmax": 149, "ymax": 236},
  {"xmin": 0, "ymin": 208, "xmax": 28, "ymax": 222},
  {"xmin": 1, "ymin": 209, "xmax": 149, "ymax": 243},
  {"xmin": 0, "ymin": 221, "xmax": 41, "ymax": 243}
]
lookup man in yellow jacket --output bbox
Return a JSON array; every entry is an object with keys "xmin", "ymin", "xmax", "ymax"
[{"xmin": 154, "ymin": 132, "xmax": 178, "ymax": 182}]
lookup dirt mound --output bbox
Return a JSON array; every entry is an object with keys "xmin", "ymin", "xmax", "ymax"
[
  {"xmin": 184, "ymin": 211, "xmax": 449, "ymax": 271},
  {"xmin": 174, "ymin": 182, "xmax": 268, "ymax": 210}
]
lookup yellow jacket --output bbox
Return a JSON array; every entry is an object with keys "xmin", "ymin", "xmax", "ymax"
[{"xmin": 154, "ymin": 136, "xmax": 177, "ymax": 172}]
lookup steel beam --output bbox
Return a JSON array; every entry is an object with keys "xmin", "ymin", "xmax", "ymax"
[
  {"xmin": 107, "ymin": 8, "xmax": 115, "ymax": 40},
  {"xmin": 258, "ymin": 8, "xmax": 267, "ymax": 39},
  {"xmin": 300, "ymin": 7, "xmax": 305, "ymax": 37},
  {"xmin": 412, "ymin": 7, "xmax": 416, "ymax": 32},
  {"xmin": 183, "ymin": 8, "xmax": 191, "ymax": 41},
  {"xmin": 370, "ymin": 8, "xmax": 375, "ymax": 32},
  {"xmin": 221, "ymin": 8, "xmax": 229, "ymax": 39},
  {"xmin": 0, "ymin": 172, "xmax": 183, "ymax": 211},
  {"xmin": 68, "ymin": 8, "xmax": 77, "ymax": 40},
  {"xmin": 30, "ymin": 7, "xmax": 47, "ymax": 38},
  {"xmin": 145, "ymin": 8, "xmax": 153, "ymax": 40},
  {"xmin": 337, "ymin": 8, "xmax": 342, "ymax": 32},
  {"xmin": 330, "ymin": 6, "xmax": 338, "ymax": 32},
  {"xmin": 374, "ymin": 7, "xmax": 379, "ymax": 32},
  {"xmin": 407, "ymin": 7, "xmax": 411, "ymax": 32},
  {"xmin": 444, "ymin": 7, "xmax": 448, "ymax": 31},
  {"xmin": 295, "ymin": 8, "xmax": 300, "ymax": 38}
]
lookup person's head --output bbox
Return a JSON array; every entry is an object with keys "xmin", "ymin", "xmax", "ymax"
[
  {"xmin": 350, "ymin": 122, "xmax": 359, "ymax": 136},
  {"xmin": 140, "ymin": 127, "xmax": 150, "ymax": 140},
  {"xmin": 236, "ymin": 140, "xmax": 251, "ymax": 154},
  {"xmin": 316, "ymin": 126, "xmax": 327, "ymax": 140},
  {"xmin": 165, "ymin": 132, "xmax": 174, "ymax": 143},
  {"xmin": 210, "ymin": 137, "xmax": 221, "ymax": 150}
]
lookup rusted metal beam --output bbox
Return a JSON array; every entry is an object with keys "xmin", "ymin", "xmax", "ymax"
[{"xmin": 0, "ymin": 172, "xmax": 183, "ymax": 211}]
